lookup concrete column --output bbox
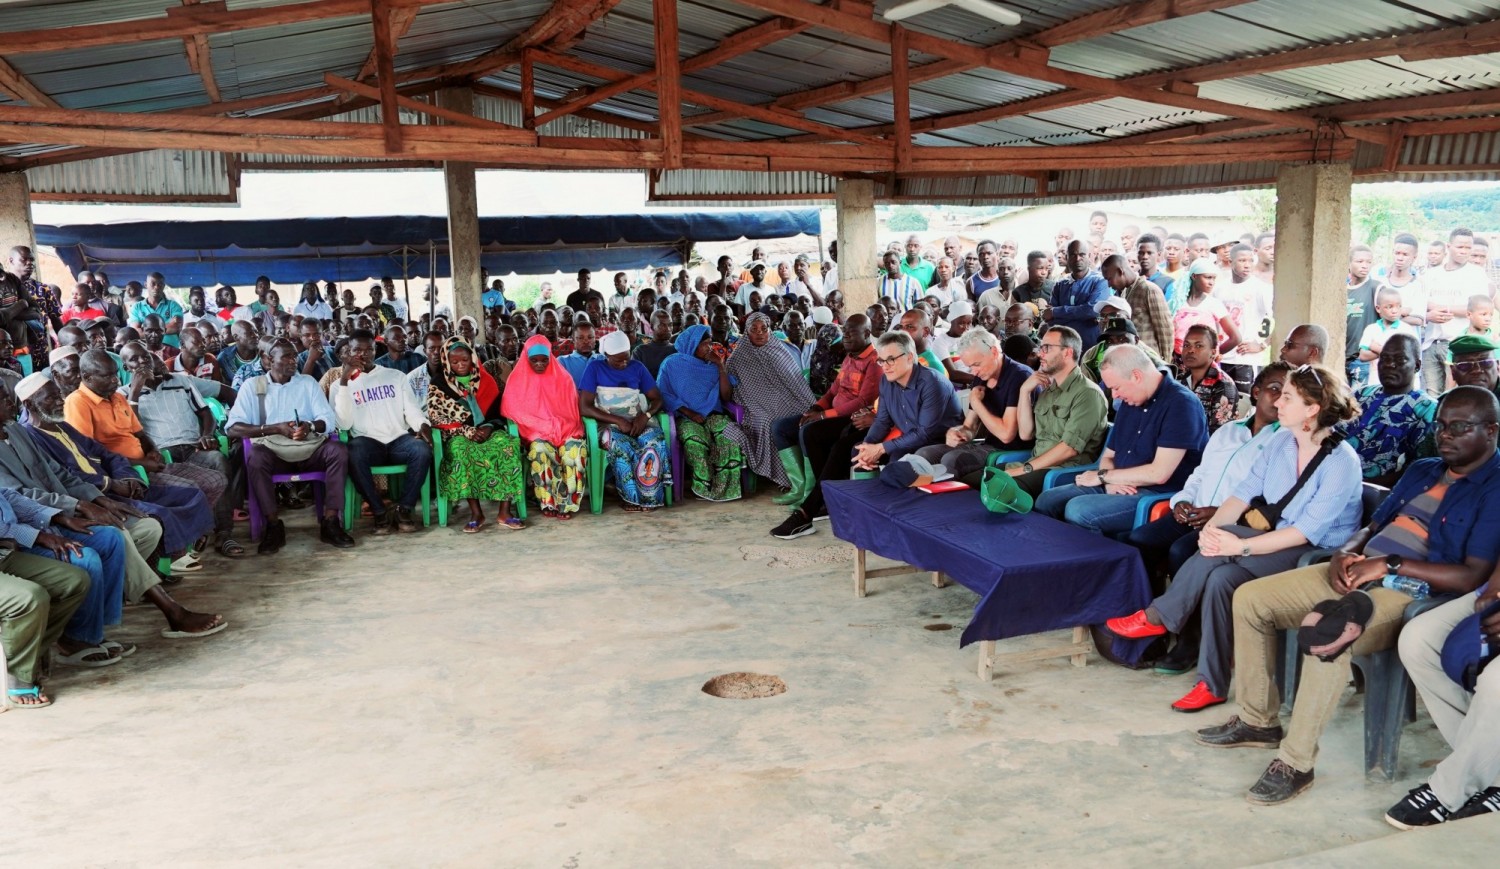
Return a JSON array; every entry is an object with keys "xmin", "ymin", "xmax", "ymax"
[
  {"xmin": 835, "ymin": 178, "xmax": 879, "ymax": 314},
  {"xmin": 1271, "ymin": 162, "xmax": 1352, "ymax": 361},
  {"xmin": 437, "ymin": 87, "xmax": 482, "ymax": 325},
  {"xmin": 0, "ymin": 172, "xmax": 35, "ymax": 254}
]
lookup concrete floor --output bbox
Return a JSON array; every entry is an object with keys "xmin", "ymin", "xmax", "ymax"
[{"xmin": 7, "ymin": 491, "xmax": 1499, "ymax": 867}]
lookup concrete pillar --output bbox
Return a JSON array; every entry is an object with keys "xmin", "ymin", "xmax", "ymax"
[
  {"xmin": 0, "ymin": 172, "xmax": 35, "ymax": 254},
  {"xmin": 835, "ymin": 178, "xmax": 879, "ymax": 315},
  {"xmin": 1271, "ymin": 162, "xmax": 1352, "ymax": 361},
  {"xmin": 437, "ymin": 87, "xmax": 482, "ymax": 325}
]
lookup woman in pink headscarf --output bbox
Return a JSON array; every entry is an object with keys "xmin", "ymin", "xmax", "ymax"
[{"xmin": 501, "ymin": 335, "xmax": 587, "ymax": 518}]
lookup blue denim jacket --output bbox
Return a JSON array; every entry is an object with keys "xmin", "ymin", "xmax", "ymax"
[{"xmin": 1368, "ymin": 453, "xmax": 1500, "ymax": 566}]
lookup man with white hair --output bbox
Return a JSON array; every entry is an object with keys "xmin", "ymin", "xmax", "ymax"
[
  {"xmin": 1035, "ymin": 343, "xmax": 1207, "ymax": 535},
  {"xmin": 913, "ymin": 327, "xmax": 1039, "ymax": 480}
]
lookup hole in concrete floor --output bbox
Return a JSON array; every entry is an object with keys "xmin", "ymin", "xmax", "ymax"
[
  {"xmin": 702, "ymin": 672, "xmax": 787, "ymax": 699},
  {"xmin": 924, "ymin": 623, "xmax": 954, "ymax": 631}
]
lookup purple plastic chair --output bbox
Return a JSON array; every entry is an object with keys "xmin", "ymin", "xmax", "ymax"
[
  {"xmin": 669, "ymin": 402, "xmax": 754, "ymax": 502},
  {"xmin": 242, "ymin": 438, "xmax": 327, "ymax": 542}
]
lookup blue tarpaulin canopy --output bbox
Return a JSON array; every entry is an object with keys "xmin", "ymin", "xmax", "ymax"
[{"xmin": 37, "ymin": 210, "xmax": 822, "ymax": 287}]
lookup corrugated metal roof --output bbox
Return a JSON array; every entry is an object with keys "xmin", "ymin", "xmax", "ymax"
[{"xmin": 28, "ymin": 149, "xmax": 232, "ymax": 199}]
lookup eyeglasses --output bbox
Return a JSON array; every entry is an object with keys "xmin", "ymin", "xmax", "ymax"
[
  {"xmin": 875, "ymin": 354, "xmax": 906, "ymax": 367},
  {"xmin": 1003, "ymin": 316, "xmax": 1031, "ymax": 325},
  {"xmin": 1452, "ymin": 359, "xmax": 1497, "ymax": 374},
  {"xmin": 1036, "ymin": 342, "xmax": 1064, "ymax": 354},
  {"xmin": 1433, "ymin": 420, "xmax": 1487, "ymax": 437}
]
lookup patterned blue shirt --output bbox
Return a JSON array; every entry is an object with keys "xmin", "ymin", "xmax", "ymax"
[{"xmin": 1350, "ymin": 386, "xmax": 1437, "ymax": 480}]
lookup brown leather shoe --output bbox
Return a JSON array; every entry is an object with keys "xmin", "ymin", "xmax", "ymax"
[{"xmin": 1195, "ymin": 715, "xmax": 1283, "ymax": 749}]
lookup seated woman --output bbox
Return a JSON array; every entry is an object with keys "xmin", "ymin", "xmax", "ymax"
[
  {"xmin": 578, "ymin": 331, "xmax": 669, "ymax": 512},
  {"xmin": 657, "ymin": 324, "xmax": 751, "ymax": 502},
  {"xmin": 729, "ymin": 313, "xmax": 815, "ymax": 502},
  {"xmin": 1108, "ymin": 364, "xmax": 1364, "ymax": 712},
  {"xmin": 501, "ymin": 336, "xmax": 587, "ymax": 519},
  {"xmin": 425, "ymin": 337, "xmax": 524, "ymax": 532},
  {"xmin": 806, "ymin": 306, "xmax": 845, "ymax": 397}
]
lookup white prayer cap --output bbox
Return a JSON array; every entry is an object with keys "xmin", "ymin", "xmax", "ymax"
[
  {"xmin": 1093, "ymin": 295, "xmax": 1133, "ymax": 318},
  {"xmin": 14, "ymin": 371, "xmax": 50, "ymax": 401},
  {"xmin": 811, "ymin": 306, "xmax": 834, "ymax": 325},
  {"xmin": 49, "ymin": 346, "xmax": 79, "ymax": 366},
  {"xmin": 599, "ymin": 331, "xmax": 631, "ymax": 356},
  {"xmin": 947, "ymin": 300, "xmax": 974, "ymax": 319}
]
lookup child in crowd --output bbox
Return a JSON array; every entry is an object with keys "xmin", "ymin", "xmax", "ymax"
[
  {"xmin": 1464, "ymin": 294, "xmax": 1500, "ymax": 353},
  {"xmin": 1355, "ymin": 286, "xmax": 1417, "ymax": 387}
]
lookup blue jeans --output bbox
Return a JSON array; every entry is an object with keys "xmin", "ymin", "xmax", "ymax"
[
  {"xmin": 348, "ymin": 434, "xmax": 433, "ymax": 513},
  {"xmin": 1034, "ymin": 483, "xmax": 1157, "ymax": 536},
  {"xmin": 771, "ymin": 414, "xmax": 803, "ymax": 452},
  {"xmin": 28, "ymin": 525, "xmax": 128, "ymax": 646}
]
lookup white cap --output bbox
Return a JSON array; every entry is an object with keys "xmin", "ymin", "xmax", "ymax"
[
  {"xmin": 49, "ymin": 346, "xmax": 79, "ymax": 366},
  {"xmin": 811, "ymin": 306, "xmax": 833, "ymax": 325},
  {"xmin": 599, "ymin": 331, "xmax": 631, "ymax": 356},
  {"xmin": 1092, "ymin": 295, "xmax": 1132, "ymax": 318},
  {"xmin": 947, "ymin": 300, "xmax": 974, "ymax": 319},
  {"xmin": 14, "ymin": 371, "xmax": 50, "ymax": 401}
]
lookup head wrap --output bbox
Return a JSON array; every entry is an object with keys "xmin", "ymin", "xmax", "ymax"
[
  {"xmin": 501, "ymin": 335, "xmax": 584, "ymax": 444},
  {"xmin": 14, "ymin": 371, "xmax": 50, "ymax": 402},
  {"xmin": 656, "ymin": 325, "xmax": 723, "ymax": 417},
  {"xmin": 599, "ymin": 331, "xmax": 631, "ymax": 356},
  {"xmin": 1189, "ymin": 258, "xmax": 1218, "ymax": 277}
]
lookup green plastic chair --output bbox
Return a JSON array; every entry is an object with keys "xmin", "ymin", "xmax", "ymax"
[
  {"xmin": 340, "ymin": 430, "xmax": 431, "ymax": 531},
  {"xmin": 584, "ymin": 413, "xmax": 674, "ymax": 514},
  {"xmin": 132, "ymin": 465, "xmax": 176, "ymax": 577},
  {"xmin": 433, "ymin": 423, "xmax": 527, "ymax": 527},
  {"xmin": 201, "ymin": 395, "xmax": 231, "ymax": 454}
]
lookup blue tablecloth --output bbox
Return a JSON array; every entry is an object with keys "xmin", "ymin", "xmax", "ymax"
[{"xmin": 823, "ymin": 479, "xmax": 1155, "ymax": 664}]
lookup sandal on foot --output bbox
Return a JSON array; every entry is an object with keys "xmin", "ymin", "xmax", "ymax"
[
  {"xmin": 170, "ymin": 554, "xmax": 205, "ymax": 573},
  {"xmin": 462, "ymin": 520, "xmax": 484, "ymax": 534},
  {"xmin": 54, "ymin": 644, "xmax": 122, "ymax": 667},
  {"xmin": 100, "ymin": 640, "xmax": 137, "ymax": 659},
  {"xmin": 216, "ymin": 538, "xmax": 246, "ymax": 558},
  {"xmin": 622, "ymin": 504, "xmax": 644, "ymax": 513},
  {"xmin": 6, "ymin": 686, "xmax": 51, "ymax": 709},
  {"xmin": 1298, "ymin": 590, "xmax": 1375, "ymax": 661},
  {"xmin": 161, "ymin": 620, "xmax": 228, "ymax": 640},
  {"xmin": 498, "ymin": 517, "xmax": 524, "ymax": 531}
]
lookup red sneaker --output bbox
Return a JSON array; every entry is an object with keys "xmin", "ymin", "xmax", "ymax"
[
  {"xmin": 1106, "ymin": 610, "xmax": 1167, "ymax": 639},
  {"xmin": 1172, "ymin": 680, "xmax": 1226, "ymax": 713}
]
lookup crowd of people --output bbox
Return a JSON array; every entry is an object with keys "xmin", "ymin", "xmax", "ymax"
[{"xmin": 2, "ymin": 217, "xmax": 1500, "ymax": 833}]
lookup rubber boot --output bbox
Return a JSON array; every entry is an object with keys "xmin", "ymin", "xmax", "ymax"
[{"xmin": 771, "ymin": 448, "xmax": 808, "ymax": 505}]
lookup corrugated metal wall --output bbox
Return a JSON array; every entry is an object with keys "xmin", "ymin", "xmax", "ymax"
[{"xmin": 27, "ymin": 149, "xmax": 233, "ymax": 200}]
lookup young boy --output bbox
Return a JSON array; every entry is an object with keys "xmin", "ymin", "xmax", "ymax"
[
  {"xmin": 1464, "ymin": 294, "xmax": 1499, "ymax": 344},
  {"xmin": 1356, "ymin": 286, "xmax": 1418, "ymax": 387}
]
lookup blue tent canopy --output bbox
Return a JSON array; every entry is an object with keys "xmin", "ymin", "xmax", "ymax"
[{"xmin": 37, "ymin": 210, "xmax": 822, "ymax": 287}]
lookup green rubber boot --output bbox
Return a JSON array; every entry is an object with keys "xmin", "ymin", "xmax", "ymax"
[{"xmin": 771, "ymin": 448, "xmax": 808, "ymax": 505}]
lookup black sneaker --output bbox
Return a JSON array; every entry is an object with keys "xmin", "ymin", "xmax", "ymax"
[
  {"xmin": 257, "ymin": 519, "xmax": 286, "ymax": 555},
  {"xmin": 320, "ymin": 517, "xmax": 356, "ymax": 549},
  {"xmin": 1451, "ymin": 786, "xmax": 1500, "ymax": 821},
  {"xmin": 1385, "ymin": 783, "xmax": 1451, "ymax": 830},
  {"xmin": 370, "ymin": 513, "xmax": 391, "ymax": 536},
  {"xmin": 771, "ymin": 510, "xmax": 816, "ymax": 540},
  {"xmin": 1194, "ymin": 715, "xmax": 1284, "ymax": 749},
  {"xmin": 1246, "ymin": 759, "xmax": 1315, "ymax": 805}
]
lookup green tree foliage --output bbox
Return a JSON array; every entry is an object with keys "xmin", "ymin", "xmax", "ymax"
[
  {"xmin": 1412, "ymin": 188, "xmax": 1500, "ymax": 235},
  {"xmin": 1239, "ymin": 189, "xmax": 1276, "ymax": 233},
  {"xmin": 1353, "ymin": 190, "xmax": 1426, "ymax": 248},
  {"xmin": 887, "ymin": 205, "xmax": 929, "ymax": 232}
]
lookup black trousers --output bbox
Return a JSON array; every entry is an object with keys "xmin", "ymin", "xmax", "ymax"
[{"xmin": 797, "ymin": 418, "xmax": 864, "ymax": 517}]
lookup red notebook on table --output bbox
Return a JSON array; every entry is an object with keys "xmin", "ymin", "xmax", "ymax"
[{"xmin": 917, "ymin": 480, "xmax": 970, "ymax": 494}]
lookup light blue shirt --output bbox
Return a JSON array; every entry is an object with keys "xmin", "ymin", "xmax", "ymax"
[
  {"xmin": 1173, "ymin": 419, "xmax": 1281, "ymax": 509},
  {"xmin": 0, "ymin": 487, "xmax": 59, "ymax": 549},
  {"xmin": 226, "ymin": 372, "xmax": 337, "ymax": 433},
  {"xmin": 1232, "ymin": 429, "xmax": 1364, "ymax": 548}
]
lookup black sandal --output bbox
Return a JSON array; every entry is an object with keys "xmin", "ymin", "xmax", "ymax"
[{"xmin": 1298, "ymin": 590, "xmax": 1375, "ymax": 662}]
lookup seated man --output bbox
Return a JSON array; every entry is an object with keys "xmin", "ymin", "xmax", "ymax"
[
  {"xmin": 1175, "ymin": 323, "xmax": 1239, "ymax": 435},
  {"xmin": 558, "ymin": 319, "xmax": 600, "ymax": 385},
  {"xmin": 171, "ymin": 325, "xmax": 225, "ymax": 383},
  {"xmin": 1349, "ymin": 334, "xmax": 1436, "ymax": 487},
  {"xmin": 405, "ymin": 331, "xmax": 445, "ymax": 406},
  {"xmin": 995, "ymin": 326, "xmax": 1109, "ymax": 497},
  {"xmin": 1388, "ymin": 566, "xmax": 1500, "ymax": 827},
  {"xmin": 0, "ymin": 376, "xmax": 224, "ymax": 642},
  {"xmin": 225, "ymin": 338, "xmax": 354, "ymax": 553},
  {"xmin": 771, "ymin": 330, "xmax": 961, "ymax": 540},
  {"xmin": 1198, "ymin": 386, "xmax": 1500, "ymax": 806},
  {"xmin": 139, "ymin": 314, "xmax": 179, "ymax": 364},
  {"xmin": 1035, "ymin": 344, "xmax": 1207, "ymax": 535},
  {"xmin": 0, "ymin": 490, "xmax": 92, "ymax": 708},
  {"xmin": 119, "ymin": 343, "xmax": 243, "ymax": 558},
  {"xmin": 1279, "ymin": 323, "xmax": 1329, "ymax": 367},
  {"xmin": 915, "ymin": 327, "xmax": 1038, "ymax": 480},
  {"xmin": 1446, "ymin": 333, "xmax": 1499, "ymax": 400},
  {"xmin": 297, "ymin": 319, "xmax": 338, "ymax": 380},
  {"xmin": 332, "ymin": 329, "xmax": 433, "ymax": 534},
  {"xmin": 896, "ymin": 309, "xmax": 950, "ymax": 378},
  {"xmin": 373, "ymin": 324, "xmax": 424, "ymax": 374}
]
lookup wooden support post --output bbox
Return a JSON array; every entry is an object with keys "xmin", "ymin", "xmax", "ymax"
[
  {"xmin": 978, "ymin": 640, "xmax": 995, "ymax": 681},
  {"xmin": 520, "ymin": 50, "xmax": 536, "ymax": 129},
  {"xmin": 370, "ymin": 0, "xmax": 402, "ymax": 153},
  {"xmin": 931, "ymin": 571, "xmax": 947, "ymax": 589},
  {"xmin": 1071, "ymin": 626, "xmax": 1089, "ymax": 668},
  {"xmin": 854, "ymin": 547, "xmax": 866, "ymax": 598},
  {"xmin": 653, "ymin": 0, "xmax": 681, "ymax": 169},
  {"xmin": 891, "ymin": 23, "xmax": 911, "ymax": 174}
]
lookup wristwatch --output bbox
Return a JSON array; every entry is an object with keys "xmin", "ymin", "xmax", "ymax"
[
  {"xmin": 1022, "ymin": 462, "xmax": 1034, "ymax": 474},
  {"xmin": 1385, "ymin": 554, "xmax": 1404, "ymax": 575},
  {"xmin": 1098, "ymin": 469, "xmax": 1108, "ymax": 484},
  {"xmin": 1241, "ymin": 544, "xmax": 1252, "ymax": 557}
]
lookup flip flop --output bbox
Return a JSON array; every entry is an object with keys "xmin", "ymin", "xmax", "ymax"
[
  {"xmin": 216, "ymin": 538, "xmax": 246, "ymax": 558},
  {"xmin": 498, "ymin": 517, "xmax": 524, "ymax": 531},
  {"xmin": 169, "ymin": 554, "xmax": 205, "ymax": 573},
  {"xmin": 1298, "ymin": 590, "xmax": 1375, "ymax": 662},
  {"xmin": 100, "ymin": 640, "xmax": 137, "ymax": 659},
  {"xmin": 161, "ymin": 620, "xmax": 228, "ymax": 640},
  {"xmin": 54, "ymin": 644, "xmax": 122, "ymax": 667},
  {"xmin": 5, "ymin": 686, "xmax": 51, "ymax": 709},
  {"xmin": 462, "ymin": 520, "xmax": 484, "ymax": 534}
]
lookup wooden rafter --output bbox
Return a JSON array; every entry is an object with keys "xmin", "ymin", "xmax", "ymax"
[
  {"xmin": 444, "ymin": 0, "xmax": 625, "ymax": 84},
  {"xmin": 356, "ymin": 4, "xmax": 419, "ymax": 82},
  {"xmin": 0, "ymin": 56, "xmax": 58, "ymax": 108},
  {"xmin": 891, "ymin": 24, "xmax": 911, "ymax": 173},
  {"xmin": 369, "ymin": 0, "xmax": 403, "ymax": 151},
  {"xmin": 652, "ymin": 0, "xmax": 682, "ymax": 170},
  {"xmin": 176, "ymin": 0, "xmax": 221, "ymax": 102},
  {"xmin": 324, "ymin": 74, "xmax": 529, "ymax": 134}
]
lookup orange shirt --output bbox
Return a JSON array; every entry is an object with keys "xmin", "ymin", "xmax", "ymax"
[{"xmin": 63, "ymin": 385, "xmax": 146, "ymax": 461}]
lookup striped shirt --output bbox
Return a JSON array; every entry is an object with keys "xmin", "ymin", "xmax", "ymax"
[{"xmin": 1364, "ymin": 474, "xmax": 1453, "ymax": 561}]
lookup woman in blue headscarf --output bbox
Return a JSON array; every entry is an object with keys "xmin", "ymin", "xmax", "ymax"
[{"xmin": 656, "ymin": 324, "xmax": 751, "ymax": 501}]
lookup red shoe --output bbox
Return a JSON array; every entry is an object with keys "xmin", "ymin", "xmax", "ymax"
[
  {"xmin": 1106, "ymin": 610, "xmax": 1167, "ymax": 639},
  {"xmin": 1172, "ymin": 680, "xmax": 1226, "ymax": 713}
]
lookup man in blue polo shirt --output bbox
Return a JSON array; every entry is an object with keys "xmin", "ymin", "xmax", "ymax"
[
  {"xmin": 1046, "ymin": 239, "xmax": 1110, "ymax": 349},
  {"xmin": 1036, "ymin": 343, "xmax": 1206, "ymax": 535}
]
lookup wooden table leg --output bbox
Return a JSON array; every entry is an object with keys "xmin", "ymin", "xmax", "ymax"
[
  {"xmin": 931, "ymin": 571, "xmax": 948, "ymax": 588},
  {"xmin": 1071, "ymin": 626, "xmax": 1090, "ymax": 668},
  {"xmin": 977, "ymin": 640, "xmax": 995, "ymax": 681},
  {"xmin": 854, "ymin": 547, "xmax": 867, "ymax": 598}
]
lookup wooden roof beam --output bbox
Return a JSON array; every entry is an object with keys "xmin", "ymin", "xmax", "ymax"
[
  {"xmin": 0, "ymin": 56, "xmax": 58, "ymax": 108},
  {"xmin": 176, "ymin": 1, "xmax": 221, "ymax": 102},
  {"xmin": 368, "ymin": 0, "xmax": 403, "ymax": 152},
  {"xmin": 356, "ymin": 3, "xmax": 419, "ymax": 83}
]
